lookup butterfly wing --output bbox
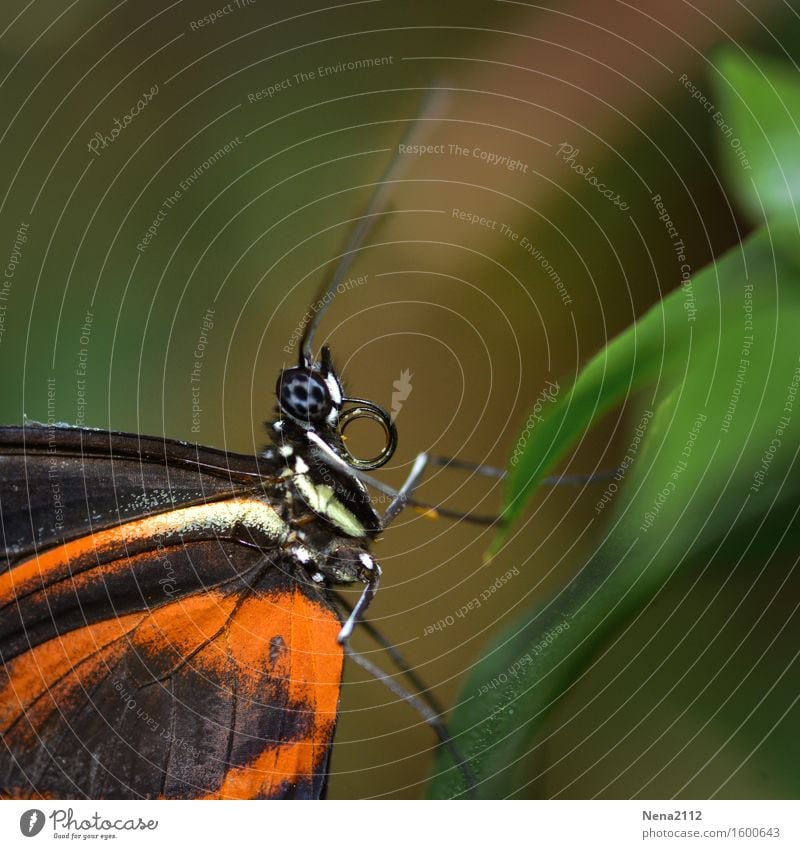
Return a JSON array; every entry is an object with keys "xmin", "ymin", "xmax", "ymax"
[
  {"xmin": 0, "ymin": 424, "xmax": 265, "ymax": 560},
  {"xmin": 0, "ymin": 425, "xmax": 344, "ymax": 799}
]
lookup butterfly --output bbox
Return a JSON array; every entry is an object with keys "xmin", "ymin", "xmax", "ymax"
[
  {"xmin": 0, "ymin": 93, "xmax": 494, "ymax": 800},
  {"xmin": 0, "ymin": 336, "xmax": 449, "ymax": 797}
]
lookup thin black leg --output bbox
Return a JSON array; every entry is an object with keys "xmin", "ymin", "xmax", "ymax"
[
  {"xmin": 337, "ymin": 563, "xmax": 381, "ymax": 644},
  {"xmin": 307, "ymin": 430, "xmax": 616, "ymax": 528},
  {"xmin": 343, "ymin": 645, "xmax": 477, "ymax": 796},
  {"xmin": 335, "ymin": 595, "xmax": 449, "ymax": 720}
]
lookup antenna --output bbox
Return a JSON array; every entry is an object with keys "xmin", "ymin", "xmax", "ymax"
[{"xmin": 299, "ymin": 86, "xmax": 450, "ymax": 366}]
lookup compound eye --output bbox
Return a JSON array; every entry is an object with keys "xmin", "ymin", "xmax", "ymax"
[{"xmin": 277, "ymin": 368, "xmax": 333, "ymax": 423}]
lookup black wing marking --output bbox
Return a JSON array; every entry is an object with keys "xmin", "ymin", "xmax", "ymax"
[{"xmin": 0, "ymin": 424, "xmax": 270, "ymax": 562}]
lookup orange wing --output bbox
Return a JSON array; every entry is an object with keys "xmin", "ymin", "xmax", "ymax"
[
  {"xmin": 0, "ymin": 555, "xmax": 343, "ymax": 799},
  {"xmin": 0, "ymin": 425, "xmax": 344, "ymax": 799}
]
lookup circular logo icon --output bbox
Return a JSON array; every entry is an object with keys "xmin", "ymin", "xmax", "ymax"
[{"xmin": 19, "ymin": 809, "xmax": 45, "ymax": 837}]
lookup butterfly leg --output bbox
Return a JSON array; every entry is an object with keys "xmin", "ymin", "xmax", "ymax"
[
  {"xmin": 380, "ymin": 453, "xmax": 620, "ymax": 529},
  {"xmin": 332, "ymin": 561, "xmax": 475, "ymax": 789},
  {"xmin": 380, "ymin": 452, "xmax": 505, "ymax": 529},
  {"xmin": 335, "ymin": 595, "xmax": 448, "ymax": 719},
  {"xmin": 342, "ymin": 644, "xmax": 477, "ymax": 796},
  {"xmin": 334, "ymin": 571, "xmax": 477, "ymax": 793},
  {"xmin": 308, "ymin": 432, "xmax": 613, "ymax": 528},
  {"xmin": 336, "ymin": 558, "xmax": 381, "ymax": 644}
]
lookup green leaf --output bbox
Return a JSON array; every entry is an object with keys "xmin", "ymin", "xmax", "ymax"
[
  {"xmin": 491, "ymin": 261, "xmax": 692, "ymax": 555},
  {"xmin": 713, "ymin": 48, "xmax": 800, "ymax": 223},
  {"xmin": 493, "ymin": 49, "xmax": 800, "ymax": 554},
  {"xmin": 429, "ymin": 226, "xmax": 800, "ymax": 798}
]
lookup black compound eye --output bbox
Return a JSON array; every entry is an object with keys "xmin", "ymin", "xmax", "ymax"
[{"xmin": 277, "ymin": 368, "xmax": 333, "ymax": 423}]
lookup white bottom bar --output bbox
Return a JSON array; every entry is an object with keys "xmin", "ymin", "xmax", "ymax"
[{"xmin": 1, "ymin": 799, "xmax": 797, "ymax": 848}]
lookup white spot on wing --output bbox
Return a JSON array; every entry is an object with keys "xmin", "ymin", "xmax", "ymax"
[
  {"xmin": 143, "ymin": 499, "xmax": 289, "ymax": 544},
  {"xmin": 359, "ymin": 552, "xmax": 375, "ymax": 570},
  {"xmin": 293, "ymin": 545, "xmax": 313, "ymax": 564},
  {"xmin": 294, "ymin": 456, "xmax": 309, "ymax": 474},
  {"xmin": 279, "ymin": 444, "xmax": 293, "ymax": 457}
]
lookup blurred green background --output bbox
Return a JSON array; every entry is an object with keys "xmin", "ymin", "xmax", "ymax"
[{"xmin": 1, "ymin": 0, "xmax": 799, "ymax": 798}]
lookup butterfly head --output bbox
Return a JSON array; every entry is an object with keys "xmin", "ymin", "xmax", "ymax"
[
  {"xmin": 277, "ymin": 345, "xmax": 344, "ymax": 429},
  {"xmin": 274, "ymin": 345, "xmax": 397, "ymax": 471}
]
